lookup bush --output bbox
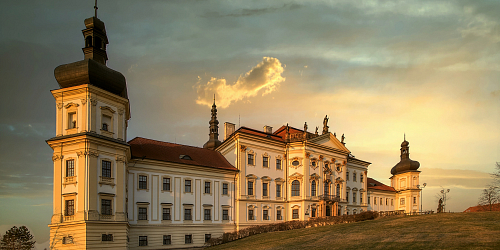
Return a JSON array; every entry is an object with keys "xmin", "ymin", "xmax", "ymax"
[{"xmin": 204, "ymin": 211, "xmax": 379, "ymax": 247}]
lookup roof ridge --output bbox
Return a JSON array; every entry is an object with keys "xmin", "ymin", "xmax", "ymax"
[{"xmin": 129, "ymin": 136, "xmax": 208, "ymax": 150}]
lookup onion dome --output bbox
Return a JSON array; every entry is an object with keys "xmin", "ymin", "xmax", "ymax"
[
  {"xmin": 54, "ymin": 15, "xmax": 128, "ymax": 99},
  {"xmin": 391, "ymin": 138, "xmax": 420, "ymax": 175}
]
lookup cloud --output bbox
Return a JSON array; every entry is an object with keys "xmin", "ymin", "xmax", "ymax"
[{"xmin": 195, "ymin": 57, "xmax": 285, "ymax": 108}]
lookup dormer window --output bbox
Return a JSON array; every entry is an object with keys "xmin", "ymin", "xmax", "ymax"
[{"xmin": 179, "ymin": 155, "xmax": 192, "ymax": 160}]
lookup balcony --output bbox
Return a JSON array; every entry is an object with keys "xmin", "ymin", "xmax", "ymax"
[
  {"xmin": 319, "ymin": 195, "xmax": 340, "ymax": 202},
  {"xmin": 100, "ymin": 214, "xmax": 114, "ymax": 221},
  {"xmin": 63, "ymin": 176, "xmax": 77, "ymax": 186},
  {"xmin": 99, "ymin": 176, "xmax": 115, "ymax": 187}
]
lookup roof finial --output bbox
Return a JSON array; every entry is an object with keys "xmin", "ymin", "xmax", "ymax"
[
  {"xmin": 404, "ymin": 133, "xmax": 406, "ymax": 141},
  {"xmin": 213, "ymin": 93, "xmax": 216, "ymax": 104},
  {"xmin": 94, "ymin": 0, "xmax": 98, "ymax": 18}
]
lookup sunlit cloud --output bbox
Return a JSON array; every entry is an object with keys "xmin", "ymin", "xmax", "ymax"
[{"xmin": 195, "ymin": 57, "xmax": 285, "ymax": 108}]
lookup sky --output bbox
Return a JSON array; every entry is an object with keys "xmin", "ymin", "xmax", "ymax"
[{"xmin": 0, "ymin": 0, "xmax": 499, "ymax": 248}]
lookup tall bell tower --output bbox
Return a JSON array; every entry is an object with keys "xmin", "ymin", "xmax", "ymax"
[{"xmin": 47, "ymin": 4, "xmax": 131, "ymax": 248}]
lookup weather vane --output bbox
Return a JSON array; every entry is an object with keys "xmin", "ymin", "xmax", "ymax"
[{"xmin": 94, "ymin": 0, "xmax": 98, "ymax": 18}]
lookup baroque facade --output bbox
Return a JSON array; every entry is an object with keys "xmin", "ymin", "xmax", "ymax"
[{"xmin": 47, "ymin": 12, "xmax": 422, "ymax": 249}]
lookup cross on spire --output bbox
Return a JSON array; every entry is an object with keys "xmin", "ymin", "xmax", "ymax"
[{"xmin": 94, "ymin": 0, "xmax": 98, "ymax": 18}]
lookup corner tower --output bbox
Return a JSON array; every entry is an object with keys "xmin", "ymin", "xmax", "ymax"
[
  {"xmin": 390, "ymin": 136, "xmax": 421, "ymax": 213},
  {"xmin": 47, "ymin": 5, "xmax": 130, "ymax": 249},
  {"xmin": 203, "ymin": 96, "xmax": 222, "ymax": 150}
]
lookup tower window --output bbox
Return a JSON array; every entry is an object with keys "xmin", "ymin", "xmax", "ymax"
[
  {"xmin": 95, "ymin": 36, "xmax": 102, "ymax": 49},
  {"xmin": 65, "ymin": 200, "xmax": 74, "ymax": 216},
  {"xmin": 85, "ymin": 36, "xmax": 93, "ymax": 47},
  {"xmin": 68, "ymin": 112, "xmax": 76, "ymax": 129},
  {"xmin": 66, "ymin": 160, "xmax": 75, "ymax": 177},
  {"xmin": 102, "ymin": 115, "xmax": 111, "ymax": 131},
  {"xmin": 102, "ymin": 160, "xmax": 111, "ymax": 178},
  {"xmin": 101, "ymin": 199, "xmax": 112, "ymax": 215}
]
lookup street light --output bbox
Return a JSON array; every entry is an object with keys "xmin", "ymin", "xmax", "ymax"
[
  {"xmin": 440, "ymin": 188, "xmax": 450, "ymax": 212},
  {"xmin": 417, "ymin": 183, "xmax": 426, "ymax": 213}
]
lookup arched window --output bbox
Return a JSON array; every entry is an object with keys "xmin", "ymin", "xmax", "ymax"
[
  {"xmin": 95, "ymin": 36, "xmax": 102, "ymax": 49},
  {"xmin": 311, "ymin": 180, "xmax": 316, "ymax": 197},
  {"xmin": 85, "ymin": 36, "xmax": 93, "ymax": 48},
  {"xmin": 324, "ymin": 182, "xmax": 329, "ymax": 195},
  {"xmin": 291, "ymin": 180, "xmax": 300, "ymax": 196},
  {"xmin": 336, "ymin": 184, "xmax": 340, "ymax": 196}
]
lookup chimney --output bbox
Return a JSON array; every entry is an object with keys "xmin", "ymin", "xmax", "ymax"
[
  {"xmin": 224, "ymin": 122, "xmax": 235, "ymax": 140},
  {"xmin": 263, "ymin": 125, "xmax": 273, "ymax": 134}
]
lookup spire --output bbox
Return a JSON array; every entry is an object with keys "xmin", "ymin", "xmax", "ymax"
[
  {"xmin": 94, "ymin": 0, "xmax": 98, "ymax": 17},
  {"xmin": 400, "ymin": 135, "xmax": 410, "ymax": 160},
  {"xmin": 203, "ymin": 95, "xmax": 222, "ymax": 150}
]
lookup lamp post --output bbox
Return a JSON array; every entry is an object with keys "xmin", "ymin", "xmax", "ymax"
[
  {"xmin": 440, "ymin": 188, "xmax": 450, "ymax": 212},
  {"xmin": 417, "ymin": 183, "xmax": 426, "ymax": 213}
]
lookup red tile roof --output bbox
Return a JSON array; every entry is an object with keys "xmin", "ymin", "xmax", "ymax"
[
  {"xmin": 367, "ymin": 177, "xmax": 396, "ymax": 192},
  {"xmin": 464, "ymin": 203, "xmax": 500, "ymax": 212},
  {"xmin": 128, "ymin": 137, "xmax": 238, "ymax": 172}
]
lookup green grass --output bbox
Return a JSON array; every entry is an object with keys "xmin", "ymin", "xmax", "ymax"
[{"xmin": 209, "ymin": 212, "xmax": 500, "ymax": 250}]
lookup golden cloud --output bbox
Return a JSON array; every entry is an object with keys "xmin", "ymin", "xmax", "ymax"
[{"xmin": 195, "ymin": 57, "xmax": 285, "ymax": 108}]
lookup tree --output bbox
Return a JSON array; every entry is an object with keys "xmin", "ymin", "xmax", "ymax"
[
  {"xmin": 478, "ymin": 186, "xmax": 500, "ymax": 211},
  {"xmin": 0, "ymin": 226, "xmax": 35, "ymax": 250},
  {"xmin": 492, "ymin": 162, "xmax": 500, "ymax": 184}
]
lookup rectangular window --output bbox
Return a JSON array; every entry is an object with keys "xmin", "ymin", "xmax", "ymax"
[
  {"xmin": 263, "ymin": 156, "xmax": 269, "ymax": 167},
  {"xmin": 263, "ymin": 210, "xmax": 269, "ymax": 220},
  {"xmin": 277, "ymin": 210, "xmax": 282, "ymax": 220},
  {"xmin": 374, "ymin": 197, "xmax": 377, "ymax": 205},
  {"xmin": 400, "ymin": 198, "xmax": 405, "ymax": 205},
  {"xmin": 368, "ymin": 196, "xmax": 370, "ymax": 204},
  {"xmin": 204, "ymin": 209, "xmax": 211, "ymax": 220},
  {"xmin": 185, "ymin": 235, "xmax": 192, "ymax": 244},
  {"xmin": 276, "ymin": 184, "xmax": 282, "ymax": 198},
  {"xmin": 248, "ymin": 209, "xmax": 254, "ymax": 220},
  {"xmin": 139, "ymin": 236, "xmax": 147, "ymax": 246},
  {"xmin": 138, "ymin": 207, "xmax": 147, "ymax": 220},
  {"xmin": 248, "ymin": 154, "xmax": 254, "ymax": 165},
  {"xmin": 185, "ymin": 180, "xmax": 192, "ymax": 193},
  {"xmin": 360, "ymin": 196, "xmax": 363, "ymax": 204},
  {"xmin": 163, "ymin": 178, "xmax": 170, "ymax": 191},
  {"xmin": 66, "ymin": 160, "xmax": 75, "ymax": 177},
  {"xmin": 222, "ymin": 183, "xmax": 228, "ymax": 195},
  {"xmin": 391, "ymin": 199, "xmax": 394, "ymax": 206},
  {"xmin": 346, "ymin": 191, "xmax": 349, "ymax": 202},
  {"xmin": 346, "ymin": 172, "xmax": 349, "ymax": 181},
  {"xmin": 163, "ymin": 235, "xmax": 171, "ymax": 245},
  {"xmin": 102, "ymin": 160, "xmax": 111, "ymax": 178},
  {"xmin": 292, "ymin": 209, "xmax": 299, "ymax": 219},
  {"xmin": 162, "ymin": 208, "xmax": 171, "ymax": 220},
  {"xmin": 184, "ymin": 208, "xmax": 192, "ymax": 220},
  {"xmin": 65, "ymin": 200, "xmax": 74, "ymax": 216},
  {"xmin": 205, "ymin": 234, "xmax": 211, "ymax": 243},
  {"xmin": 101, "ymin": 199, "xmax": 112, "ymax": 215},
  {"xmin": 102, "ymin": 234, "xmax": 113, "ymax": 242},
  {"xmin": 139, "ymin": 175, "xmax": 147, "ymax": 190},
  {"xmin": 386, "ymin": 198, "xmax": 389, "ymax": 205},
  {"xmin": 353, "ymin": 192, "xmax": 357, "ymax": 203},
  {"xmin": 312, "ymin": 207, "xmax": 316, "ymax": 217},
  {"xmin": 380, "ymin": 198, "xmax": 383, "ymax": 205},
  {"xmin": 353, "ymin": 173, "xmax": 357, "ymax": 182},
  {"xmin": 360, "ymin": 174, "xmax": 364, "ymax": 182},
  {"xmin": 223, "ymin": 209, "xmax": 229, "ymax": 220},
  {"xmin": 413, "ymin": 197, "xmax": 417, "ymax": 204},
  {"xmin": 263, "ymin": 183, "xmax": 268, "ymax": 197},
  {"xmin": 248, "ymin": 181, "xmax": 254, "ymax": 195},
  {"xmin": 62, "ymin": 236, "xmax": 73, "ymax": 244},
  {"xmin": 205, "ymin": 181, "xmax": 211, "ymax": 194},
  {"xmin": 276, "ymin": 159, "xmax": 282, "ymax": 170}
]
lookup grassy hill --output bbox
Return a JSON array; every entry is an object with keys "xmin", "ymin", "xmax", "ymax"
[{"xmin": 209, "ymin": 212, "xmax": 500, "ymax": 250}]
